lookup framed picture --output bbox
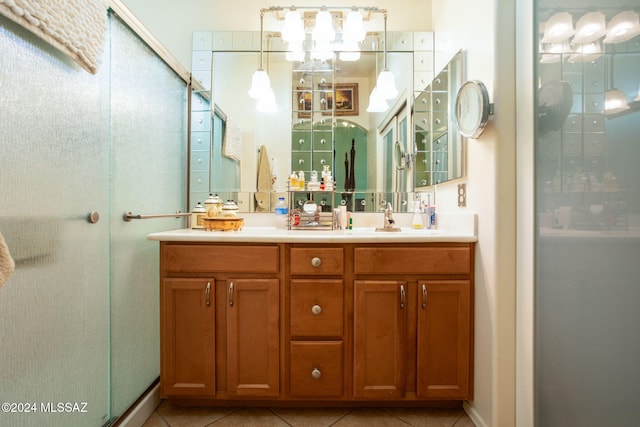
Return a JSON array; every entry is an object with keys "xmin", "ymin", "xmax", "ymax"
[
  {"xmin": 319, "ymin": 83, "xmax": 359, "ymax": 116},
  {"xmin": 295, "ymin": 87, "xmax": 312, "ymax": 118}
]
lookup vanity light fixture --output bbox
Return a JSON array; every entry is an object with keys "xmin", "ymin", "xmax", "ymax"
[
  {"xmin": 567, "ymin": 40, "xmax": 603, "ymax": 63},
  {"xmin": 603, "ymin": 10, "xmax": 640, "ymax": 44},
  {"xmin": 541, "ymin": 12, "xmax": 575, "ymax": 43},
  {"xmin": 572, "ymin": 11, "xmax": 607, "ymax": 44}
]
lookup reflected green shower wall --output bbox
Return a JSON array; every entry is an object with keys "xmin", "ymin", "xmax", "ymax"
[{"xmin": 0, "ymin": 10, "xmax": 187, "ymax": 426}]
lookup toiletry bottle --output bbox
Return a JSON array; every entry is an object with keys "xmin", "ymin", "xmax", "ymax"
[
  {"xmin": 191, "ymin": 202, "xmax": 206, "ymax": 229},
  {"xmin": 298, "ymin": 170, "xmax": 305, "ymax": 190},
  {"xmin": 274, "ymin": 197, "xmax": 289, "ymax": 229},
  {"xmin": 289, "ymin": 172, "xmax": 298, "ymax": 190},
  {"xmin": 412, "ymin": 205, "xmax": 424, "ymax": 229}
]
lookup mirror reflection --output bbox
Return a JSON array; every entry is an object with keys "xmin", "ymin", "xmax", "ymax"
[{"xmin": 189, "ymin": 32, "xmax": 465, "ymax": 212}]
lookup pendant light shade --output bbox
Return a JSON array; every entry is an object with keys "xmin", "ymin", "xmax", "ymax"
[
  {"xmin": 541, "ymin": 12, "xmax": 575, "ymax": 43},
  {"xmin": 248, "ymin": 69, "xmax": 271, "ymax": 100},
  {"xmin": 366, "ymin": 86, "xmax": 389, "ymax": 112},
  {"xmin": 257, "ymin": 87, "xmax": 278, "ymax": 113},
  {"xmin": 604, "ymin": 11, "xmax": 640, "ymax": 44},
  {"xmin": 604, "ymin": 88, "xmax": 630, "ymax": 115},
  {"xmin": 568, "ymin": 40, "xmax": 603, "ymax": 63},
  {"xmin": 343, "ymin": 10, "xmax": 366, "ymax": 43},
  {"xmin": 313, "ymin": 10, "xmax": 335, "ymax": 42},
  {"xmin": 376, "ymin": 69, "xmax": 398, "ymax": 100},
  {"xmin": 572, "ymin": 12, "xmax": 607, "ymax": 44},
  {"xmin": 282, "ymin": 10, "xmax": 305, "ymax": 43},
  {"xmin": 339, "ymin": 40, "xmax": 361, "ymax": 61}
]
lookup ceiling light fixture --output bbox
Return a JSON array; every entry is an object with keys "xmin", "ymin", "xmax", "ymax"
[{"xmin": 373, "ymin": 11, "xmax": 398, "ymax": 101}]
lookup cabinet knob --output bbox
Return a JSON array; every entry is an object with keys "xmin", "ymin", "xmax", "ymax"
[
  {"xmin": 311, "ymin": 368, "xmax": 321, "ymax": 380},
  {"xmin": 311, "ymin": 304, "xmax": 322, "ymax": 315},
  {"xmin": 311, "ymin": 257, "xmax": 322, "ymax": 268}
]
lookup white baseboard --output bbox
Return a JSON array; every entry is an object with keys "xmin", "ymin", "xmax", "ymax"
[
  {"xmin": 115, "ymin": 383, "xmax": 161, "ymax": 427},
  {"xmin": 464, "ymin": 401, "xmax": 487, "ymax": 427}
]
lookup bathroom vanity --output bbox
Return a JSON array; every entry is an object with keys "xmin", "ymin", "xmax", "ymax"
[{"xmin": 148, "ymin": 227, "xmax": 476, "ymax": 405}]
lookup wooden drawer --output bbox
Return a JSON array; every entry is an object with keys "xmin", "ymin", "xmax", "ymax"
[
  {"xmin": 290, "ymin": 247, "xmax": 343, "ymax": 275},
  {"xmin": 290, "ymin": 280, "xmax": 343, "ymax": 338},
  {"xmin": 162, "ymin": 244, "xmax": 279, "ymax": 273},
  {"xmin": 354, "ymin": 246, "xmax": 471, "ymax": 275},
  {"xmin": 290, "ymin": 341, "xmax": 343, "ymax": 398}
]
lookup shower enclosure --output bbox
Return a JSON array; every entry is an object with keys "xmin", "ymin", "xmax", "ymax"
[{"xmin": 0, "ymin": 8, "xmax": 187, "ymax": 427}]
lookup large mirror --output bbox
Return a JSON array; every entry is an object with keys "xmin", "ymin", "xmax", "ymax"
[{"xmin": 189, "ymin": 32, "xmax": 464, "ymax": 212}]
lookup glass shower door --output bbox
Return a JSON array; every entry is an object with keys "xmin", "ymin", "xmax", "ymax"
[{"xmin": 0, "ymin": 15, "xmax": 111, "ymax": 427}]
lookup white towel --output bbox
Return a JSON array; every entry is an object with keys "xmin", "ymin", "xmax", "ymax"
[
  {"xmin": 0, "ymin": 231, "xmax": 15, "ymax": 289},
  {"xmin": 223, "ymin": 118, "xmax": 242, "ymax": 161},
  {"xmin": 255, "ymin": 145, "xmax": 272, "ymax": 212},
  {"xmin": 0, "ymin": 0, "xmax": 107, "ymax": 74}
]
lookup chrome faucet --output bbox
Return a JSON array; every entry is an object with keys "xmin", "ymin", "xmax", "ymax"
[{"xmin": 376, "ymin": 202, "xmax": 401, "ymax": 232}]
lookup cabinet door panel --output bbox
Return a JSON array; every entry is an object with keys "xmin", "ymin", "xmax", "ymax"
[
  {"xmin": 227, "ymin": 279, "xmax": 280, "ymax": 397},
  {"xmin": 353, "ymin": 280, "xmax": 407, "ymax": 399},
  {"xmin": 417, "ymin": 280, "xmax": 472, "ymax": 399},
  {"xmin": 160, "ymin": 278, "xmax": 215, "ymax": 397}
]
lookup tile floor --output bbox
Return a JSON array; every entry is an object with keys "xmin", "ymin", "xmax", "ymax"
[{"xmin": 142, "ymin": 400, "xmax": 476, "ymax": 427}]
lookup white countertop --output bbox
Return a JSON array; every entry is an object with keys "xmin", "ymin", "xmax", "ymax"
[{"xmin": 147, "ymin": 226, "xmax": 477, "ymax": 244}]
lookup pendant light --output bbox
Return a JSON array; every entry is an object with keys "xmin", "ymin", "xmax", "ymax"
[
  {"xmin": 372, "ymin": 11, "xmax": 397, "ymax": 102},
  {"xmin": 604, "ymin": 11, "xmax": 640, "ymax": 44},
  {"xmin": 248, "ymin": 10, "xmax": 274, "ymax": 102},
  {"xmin": 572, "ymin": 12, "xmax": 607, "ymax": 44},
  {"xmin": 604, "ymin": 55, "xmax": 630, "ymax": 116},
  {"xmin": 541, "ymin": 12, "xmax": 575, "ymax": 44},
  {"xmin": 366, "ymin": 86, "xmax": 389, "ymax": 112}
]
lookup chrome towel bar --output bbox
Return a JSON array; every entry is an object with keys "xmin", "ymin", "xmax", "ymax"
[{"xmin": 123, "ymin": 211, "xmax": 190, "ymax": 222}]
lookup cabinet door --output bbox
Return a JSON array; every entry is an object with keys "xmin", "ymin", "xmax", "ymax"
[
  {"xmin": 353, "ymin": 280, "xmax": 407, "ymax": 399},
  {"xmin": 226, "ymin": 279, "xmax": 280, "ymax": 397},
  {"xmin": 417, "ymin": 280, "xmax": 472, "ymax": 399},
  {"xmin": 160, "ymin": 278, "xmax": 215, "ymax": 397}
]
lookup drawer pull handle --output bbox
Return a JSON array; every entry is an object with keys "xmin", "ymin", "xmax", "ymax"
[
  {"xmin": 400, "ymin": 284, "xmax": 405, "ymax": 309},
  {"xmin": 205, "ymin": 281, "xmax": 211, "ymax": 307},
  {"xmin": 422, "ymin": 284, "xmax": 427, "ymax": 309},
  {"xmin": 228, "ymin": 282, "xmax": 234, "ymax": 307},
  {"xmin": 311, "ymin": 368, "xmax": 322, "ymax": 380},
  {"xmin": 311, "ymin": 304, "xmax": 322, "ymax": 315},
  {"xmin": 311, "ymin": 257, "xmax": 322, "ymax": 268}
]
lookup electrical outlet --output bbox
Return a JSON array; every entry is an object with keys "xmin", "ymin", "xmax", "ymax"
[{"xmin": 458, "ymin": 183, "xmax": 467, "ymax": 207}]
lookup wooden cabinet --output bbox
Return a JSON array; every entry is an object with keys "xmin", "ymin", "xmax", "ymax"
[
  {"xmin": 158, "ymin": 241, "xmax": 474, "ymax": 404},
  {"xmin": 226, "ymin": 278, "xmax": 280, "ymax": 397},
  {"xmin": 160, "ymin": 278, "xmax": 215, "ymax": 398},
  {"xmin": 416, "ymin": 280, "xmax": 472, "ymax": 399},
  {"xmin": 353, "ymin": 280, "xmax": 407, "ymax": 399},
  {"xmin": 289, "ymin": 246, "xmax": 345, "ymax": 399},
  {"xmin": 160, "ymin": 243, "xmax": 281, "ymax": 399}
]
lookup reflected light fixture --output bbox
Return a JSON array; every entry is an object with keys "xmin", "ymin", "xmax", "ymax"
[
  {"xmin": 568, "ymin": 40, "xmax": 603, "ymax": 63},
  {"xmin": 541, "ymin": 12, "xmax": 575, "ymax": 43},
  {"xmin": 572, "ymin": 11, "xmax": 607, "ymax": 44},
  {"xmin": 373, "ymin": 11, "xmax": 398, "ymax": 101},
  {"xmin": 603, "ymin": 10, "xmax": 640, "ymax": 44},
  {"xmin": 248, "ymin": 9, "xmax": 276, "ymax": 109},
  {"xmin": 604, "ymin": 89, "xmax": 630, "ymax": 115},
  {"xmin": 366, "ymin": 86, "xmax": 389, "ymax": 112},
  {"xmin": 604, "ymin": 54, "xmax": 630, "ymax": 116}
]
